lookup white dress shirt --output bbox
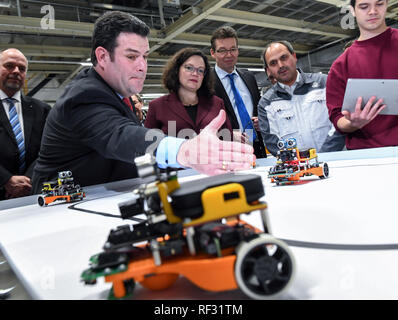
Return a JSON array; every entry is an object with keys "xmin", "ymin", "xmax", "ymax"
[
  {"xmin": 215, "ymin": 64, "xmax": 254, "ymax": 131},
  {"xmin": 0, "ymin": 89, "xmax": 25, "ymax": 139}
]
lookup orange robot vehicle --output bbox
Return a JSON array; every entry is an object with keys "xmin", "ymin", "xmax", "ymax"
[
  {"xmin": 38, "ymin": 171, "xmax": 85, "ymax": 206},
  {"xmin": 268, "ymin": 138, "xmax": 329, "ymax": 186},
  {"xmin": 81, "ymin": 154, "xmax": 295, "ymax": 300}
]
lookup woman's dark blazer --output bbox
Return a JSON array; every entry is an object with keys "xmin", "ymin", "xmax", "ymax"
[{"xmin": 144, "ymin": 92, "xmax": 233, "ymax": 138}]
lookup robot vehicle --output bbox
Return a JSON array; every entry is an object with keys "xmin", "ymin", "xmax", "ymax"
[
  {"xmin": 38, "ymin": 171, "xmax": 85, "ymax": 206},
  {"xmin": 81, "ymin": 154, "xmax": 295, "ymax": 300},
  {"xmin": 268, "ymin": 138, "xmax": 329, "ymax": 186}
]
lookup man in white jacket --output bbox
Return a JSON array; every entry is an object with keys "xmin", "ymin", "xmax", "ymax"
[{"xmin": 258, "ymin": 40, "xmax": 345, "ymax": 156}]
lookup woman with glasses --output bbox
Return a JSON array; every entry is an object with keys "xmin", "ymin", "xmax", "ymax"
[{"xmin": 145, "ymin": 47, "xmax": 233, "ymax": 139}]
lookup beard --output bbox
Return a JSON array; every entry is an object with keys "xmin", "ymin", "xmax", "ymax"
[
  {"xmin": 3, "ymin": 77, "xmax": 23, "ymax": 92},
  {"xmin": 276, "ymin": 67, "xmax": 295, "ymax": 83}
]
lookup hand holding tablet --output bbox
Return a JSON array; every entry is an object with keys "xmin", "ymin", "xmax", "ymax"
[
  {"xmin": 341, "ymin": 95, "xmax": 386, "ymax": 130},
  {"xmin": 342, "ymin": 79, "xmax": 398, "ymax": 115}
]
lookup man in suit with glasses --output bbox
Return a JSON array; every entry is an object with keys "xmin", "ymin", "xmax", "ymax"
[{"xmin": 210, "ymin": 26, "xmax": 267, "ymax": 159}]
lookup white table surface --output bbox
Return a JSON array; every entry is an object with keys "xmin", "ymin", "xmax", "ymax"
[{"xmin": 1, "ymin": 147, "xmax": 398, "ymax": 300}]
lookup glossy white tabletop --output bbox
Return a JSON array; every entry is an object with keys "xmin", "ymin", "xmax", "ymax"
[{"xmin": 1, "ymin": 147, "xmax": 398, "ymax": 299}]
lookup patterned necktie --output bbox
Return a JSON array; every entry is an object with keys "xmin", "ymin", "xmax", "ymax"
[
  {"xmin": 227, "ymin": 73, "xmax": 257, "ymax": 142},
  {"xmin": 5, "ymin": 98, "xmax": 26, "ymax": 174}
]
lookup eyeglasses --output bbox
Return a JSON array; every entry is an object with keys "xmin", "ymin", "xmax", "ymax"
[
  {"xmin": 183, "ymin": 64, "xmax": 206, "ymax": 76},
  {"xmin": 215, "ymin": 48, "xmax": 238, "ymax": 55}
]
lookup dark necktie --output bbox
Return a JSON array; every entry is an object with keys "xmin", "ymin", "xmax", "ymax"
[
  {"xmin": 227, "ymin": 73, "xmax": 257, "ymax": 142},
  {"xmin": 5, "ymin": 98, "xmax": 26, "ymax": 173}
]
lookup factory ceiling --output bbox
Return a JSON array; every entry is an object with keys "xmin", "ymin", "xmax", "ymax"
[{"xmin": 0, "ymin": 0, "xmax": 397, "ymax": 103}]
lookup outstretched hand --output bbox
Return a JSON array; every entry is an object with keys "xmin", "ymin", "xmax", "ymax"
[{"xmin": 177, "ymin": 110, "xmax": 255, "ymax": 175}]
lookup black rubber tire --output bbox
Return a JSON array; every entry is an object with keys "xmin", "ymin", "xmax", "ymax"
[
  {"xmin": 38, "ymin": 196, "xmax": 45, "ymax": 207},
  {"xmin": 320, "ymin": 162, "xmax": 329, "ymax": 179},
  {"xmin": 235, "ymin": 234, "xmax": 295, "ymax": 300}
]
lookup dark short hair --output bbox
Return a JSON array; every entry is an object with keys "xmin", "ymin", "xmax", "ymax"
[
  {"xmin": 351, "ymin": 0, "xmax": 387, "ymax": 7},
  {"xmin": 210, "ymin": 26, "xmax": 238, "ymax": 50},
  {"xmin": 261, "ymin": 40, "xmax": 295, "ymax": 68},
  {"xmin": 162, "ymin": 47, "xmax": 214, "ymax": 97},
  {"xmin": 91, "ymin": 11, "xmax": 150, "ymax": 66}
]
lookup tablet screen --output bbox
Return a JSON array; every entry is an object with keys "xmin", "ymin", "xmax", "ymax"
[{"xmin": 342, "ymin": 79, "xmax": 398, "ymax": 115}]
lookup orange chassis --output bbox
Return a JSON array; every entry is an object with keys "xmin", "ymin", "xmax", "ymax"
[
  {"xmin": 106, "ymin": 220, "xmax": 258, "ymax": 299},
  {"xmin": 269, "ymin": 146, "xmax": 329, "ymax": 185},
  {"xmin": 39, "ymin": 191, "xmax": 86, "ymax": 206},
  {"xmin": 270, "ymin": 165, "xmax": 325, "ymax": 184}
]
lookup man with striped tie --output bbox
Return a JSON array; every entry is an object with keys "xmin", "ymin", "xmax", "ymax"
[{"xmin": 0, "ymin": 49, "xmax": 51, "ymax": 200}]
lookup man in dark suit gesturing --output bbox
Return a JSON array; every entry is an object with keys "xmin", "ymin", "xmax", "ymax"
[
  {"xmin": 210, "ymin": 26, "xmax": 267, "ymax": 159},
  {"xmin": 0, "ymin": 48, "xmax": 50, "ymax": 200},
  {"xmin": 32, "ymin": 11, "xmax": 255, "ymax": 193}
]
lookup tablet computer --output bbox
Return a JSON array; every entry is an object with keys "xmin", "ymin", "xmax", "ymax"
[{"xmin": 342, "ymin": 79, "xmax": 398, "ymax": 115}]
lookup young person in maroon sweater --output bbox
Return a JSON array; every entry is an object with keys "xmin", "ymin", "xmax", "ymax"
[{"xmin": 326, "ymin": 0, "xmax": 398, "ymax": 150}]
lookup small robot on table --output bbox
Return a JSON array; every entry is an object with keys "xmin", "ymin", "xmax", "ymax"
[
  {"xmin": 81, "ymin": 154, "xmax": 295, "ymax": 300},
  {"xmin": 38, "ymin": 171, "xmax": 85, "ymax": 206},
  {"xmin": 268, "ymin": 138, "xmax": 329, "ymax": 186}
]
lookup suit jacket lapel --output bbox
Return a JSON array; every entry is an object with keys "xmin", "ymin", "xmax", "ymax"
[
  {"xmin": 90, "ymin": 67, "xmax": 141, "ymax": 125},
  {"xmin": 237, "ymin": 69, "xmax": 259, "ymax": 117},
  {"xmin": 167, "ymin": 93, "xmax": 195, "ymax": 127},
  {"xmin": 212, "ymin": 69, "xmax": 239, "ymax": 129},
  {"xmin": 0, "ymin": 100, "xmax": 18, "ymax": 145},
  {"xmin": 21, "ymin": 95, "xmax": 34, "ymax": 149},
  {"xmin": 195, "ymin": 95, "xmax": 211, "ymax": 127}
]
